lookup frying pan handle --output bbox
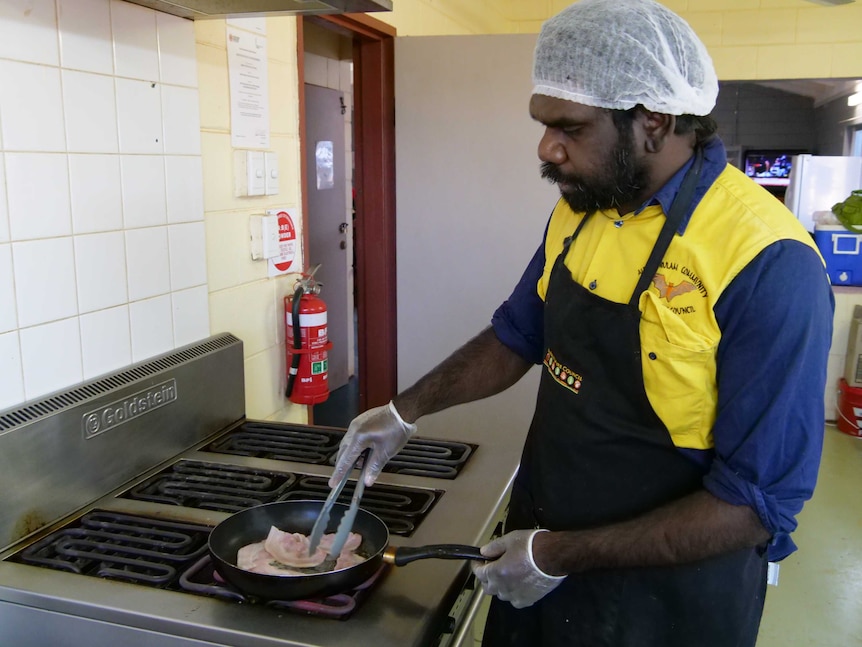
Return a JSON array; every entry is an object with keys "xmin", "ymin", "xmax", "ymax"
[{"xmin": 383, "ymin": 544, "xmax": 486, "ymax": 566}]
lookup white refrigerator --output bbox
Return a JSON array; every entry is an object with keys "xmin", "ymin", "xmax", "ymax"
[{"xmin": 785, "ymin": 154, "xmax": 862, "ymax": 232}]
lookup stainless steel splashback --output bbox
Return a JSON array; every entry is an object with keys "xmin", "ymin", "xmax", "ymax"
[{"xmin": 0, "ymin": 333, "xmax": 245, "ymax": 550}]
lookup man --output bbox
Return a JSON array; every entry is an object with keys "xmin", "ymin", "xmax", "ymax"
[{"xmin": 330, "ymin": 0, "xmax": 834, "ymax": 645}]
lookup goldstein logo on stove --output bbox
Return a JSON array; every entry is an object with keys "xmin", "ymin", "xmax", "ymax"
[{"xmin": 82, "ymin": 379, "xmax": 178, "ymax": 438}]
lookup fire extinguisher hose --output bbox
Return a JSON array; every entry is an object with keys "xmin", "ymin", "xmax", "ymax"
[{"xmin": 285, "ymin": 283, "xmax": 304, "ymax": 398}]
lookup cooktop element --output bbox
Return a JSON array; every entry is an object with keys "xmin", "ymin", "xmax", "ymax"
[
  {"xmin": 121, "ymin": 459, "xmax": 440, "ymax": 535},
  {"xmin": 12, "ymin": 512, "xmax": 211, "ymax": 587},
  {"xmin": 205, "ymin": 422, "xmax": 477, "ymax": 479},
  {"xmin": 12, "ymin": 510, "xmax": 384, "ymax": 619}
]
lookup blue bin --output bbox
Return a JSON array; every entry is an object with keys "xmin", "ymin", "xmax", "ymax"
[{"xmin": 814, "ymin": 225, "xmax": 862, "ymax": 286}]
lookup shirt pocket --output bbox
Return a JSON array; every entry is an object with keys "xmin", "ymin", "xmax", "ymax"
[{"xmin": 638, "ymin": 291, "xmax": 718, "ymax": 449}]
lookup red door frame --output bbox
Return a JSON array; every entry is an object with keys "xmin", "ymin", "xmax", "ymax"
[{"xmin": 297, "ymin": 14, "xmax": 397, "ymax": 414}]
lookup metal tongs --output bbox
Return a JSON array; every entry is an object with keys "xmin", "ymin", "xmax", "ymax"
[{"xmin": 308, "ymin": 448, "xmax": 372, "ymax": 558}]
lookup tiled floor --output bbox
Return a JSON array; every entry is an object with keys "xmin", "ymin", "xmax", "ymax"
[
  {"xmin": 469, "ymin": 425, "xmax": 862, "ymax": 646},
  {"xmin": 756, "ymin": 425, "xmax": 862, "ymax": 646}
]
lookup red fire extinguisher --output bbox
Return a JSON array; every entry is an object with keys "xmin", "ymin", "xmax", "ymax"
[{"xmin": 285, "ymin": 266, "xmax": 332, "ymax": 404}]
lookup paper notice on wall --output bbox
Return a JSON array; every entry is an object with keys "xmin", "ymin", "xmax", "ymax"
[
  {"xmin": 227, "ymin": 26, "xmax": 270, "ymax": 149},
  {"xmin": 267, "ymin": 208, "xmax": 303, "ymax": 278},
  {"xmin": 226, "ymin": 17, "xmax": 266, "ymax": 35}
]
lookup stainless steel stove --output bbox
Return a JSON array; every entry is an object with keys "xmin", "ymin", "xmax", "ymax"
[{"xmin": 0, "ymin": 333, "xmax": 534, "ymax": 647}]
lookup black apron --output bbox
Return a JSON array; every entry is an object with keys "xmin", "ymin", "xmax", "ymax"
[{"xmin": 482, "ymin": 149, "xmax": 768, "ymax": 647}]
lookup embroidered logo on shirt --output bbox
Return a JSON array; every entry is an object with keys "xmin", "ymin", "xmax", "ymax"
[
  {"xmin": 652, "ymin": 273, "xmax": 696, "ymax": 302},
  {"xmin": 544, "ymin": 349, "xmax": 582, "ymax": 394}
]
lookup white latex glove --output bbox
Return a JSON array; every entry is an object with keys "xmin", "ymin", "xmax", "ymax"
[
  {"xmin": 329, "ymin": 401, "xmax": 417, "ymax": 487},
  {"xmin": 471, "ymin": 529, "xmax": 566, "ymax": 609}
]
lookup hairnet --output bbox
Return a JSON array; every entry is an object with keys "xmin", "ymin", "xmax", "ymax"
[{"xmin": 532, "ymin": 0, "xmax": 718, "ymax": 116}]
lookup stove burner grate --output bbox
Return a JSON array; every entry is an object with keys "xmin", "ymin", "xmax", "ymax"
[
  {"xmin": 206, "ymin": 423, "xmax": 339, "ymax": 463},
  {"xmin": 205, "ymin": 422, "xmax": 476, "ymax": 480},
  {"xmin": 121, "ymin": 461, "xmax": 441, "ymax": 536},
  {"xmin": 283, "ymin": 475, "xmax": 436, "ymax": 536},
  {"xmin": 12, "ymin": 511, "xmax": 386, "ymax": 620},
  {"xmin": 12, "ymin": 512, "xmax": 210, "ymax": 587},
  {"xmin": 126, "ymin": 461, "xmax": 297, "ymax": 512}
]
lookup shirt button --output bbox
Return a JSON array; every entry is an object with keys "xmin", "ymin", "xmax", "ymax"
[
  {"xmin": 614, "ymin": 220, "xmax": 623, "ymax": 228},
  {"xmin": 648, "ymin": 352, "xmax": 657, "ymax": 360},
  {"xmin": 589, "ymin": 280, "xmax": 597, "ymax": 290}
]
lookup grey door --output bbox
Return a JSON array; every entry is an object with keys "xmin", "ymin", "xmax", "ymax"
[{"xmin": 304, "ymin": 83, "xmax": 350, "ymax": 391}]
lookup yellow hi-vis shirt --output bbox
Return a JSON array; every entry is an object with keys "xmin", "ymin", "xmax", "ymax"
[{"xmin": 537, "ymin": 164, "xmax": 823, "ymax": 451}]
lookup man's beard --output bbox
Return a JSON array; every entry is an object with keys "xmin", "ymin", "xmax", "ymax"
[{"xmin": 540, "ymin": 127, "xmax": 649, "ymax": 215}]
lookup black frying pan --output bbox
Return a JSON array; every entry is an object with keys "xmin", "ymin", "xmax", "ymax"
[{"xmin": 208, "ymin": 500, "xmax": 484, "ymax": 600}]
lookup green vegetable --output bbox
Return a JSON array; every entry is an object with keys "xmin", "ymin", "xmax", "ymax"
[{"xmin": 833, "ymin": 190, "xmax": 862, "ymax": 233}]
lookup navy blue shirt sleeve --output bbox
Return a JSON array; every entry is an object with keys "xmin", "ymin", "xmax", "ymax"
[
  {"xmin": 704, "ymin": 239, "xmax": 834, "ymax": 561},
  {"xmin": 491, "ymin": 227, "xmax": 549, "ymax": 365}
]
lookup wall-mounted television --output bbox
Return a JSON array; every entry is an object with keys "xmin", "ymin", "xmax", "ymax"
[{"xmin": 742, "ymin": 149, "xmax": 807, "ymax": 188}]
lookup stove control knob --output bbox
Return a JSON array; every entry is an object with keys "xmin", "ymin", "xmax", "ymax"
[{"xmin": 444, "ymin": 616, "xmax": 457, "ymax": 634}]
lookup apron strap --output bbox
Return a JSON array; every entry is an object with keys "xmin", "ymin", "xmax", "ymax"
[
  {"xmin": 629, "ymin": 147, "xmax": 704, "ymax": 307},
  {"xmin": 561, "ymin": 208, "xmax": 593, "ymax": 255}
]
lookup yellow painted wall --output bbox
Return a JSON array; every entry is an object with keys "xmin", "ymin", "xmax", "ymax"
[
  {"xmin": 195, "ymin": 18, "xmax": 307, "ymax": 424},
  {"xmin": 194, "ymin": 0, "xmax": 862, "ymax": 423}
]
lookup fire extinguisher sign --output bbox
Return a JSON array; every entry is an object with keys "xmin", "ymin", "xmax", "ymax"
[{"xmin": 267, "ymin": 208, "xmax": 302, "ymax": 277}]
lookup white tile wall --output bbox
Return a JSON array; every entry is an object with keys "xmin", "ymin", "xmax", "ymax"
[
  {"xmin": 165, "ymin": 156, "xmax": 204, "ymax": 223},
  {"xmin": 121, "ymin": 155, "xmax": 167, "ymax": 227},
  {"xmin": 0, "ymin": 0, "xmax": 59, "ymax": 67},
  {"xmin": 0, "ymin": 157, "xmax": 8, "ymax": 242},
  {"xmin": 0, "ymin": 61, "xmax": 66, "ymax": 151},
  {"xmin": 74, "ymin": 231, "xmax": 128, "ymax": 312},
  {"xmin": 0, "ymin": 331, "xmax": 24, "ymax": 409},
  {"xmin": 156, "ymin": 12, "xmax": 198, "ymax": 88},
  {"xmin": 111, "ymin": 0, "xmax": 159, "ymax": 81},
  {"xmin": 172, "ymin": 285, "xmax": 210, "ymax": 346},
  {"xmin": 19, "ymin": 317, "xmax": 83, "ymax": 396},
  {"xmin": 6, "ymin": 153, "xmax": 71, "ymax": 240},
  {"xmin": 126, "ymin": 226, "xmax": 171, "ymax": 301},
  {"xmin": 168, "ymin": 222, "xmax": 207, "ymax": 290},
  {"xmin": 57, "ymin": 0, "xmax": 114, "ymax": 74},
  {"xmin": 0, "ymin": 0, "xmax": 208, "ymax": 406},
  {"xmin": 162, "ymin": 85, "xmax": 202, "ymax": 154},
  {"xmin": 62, "ymin": 70, "xmax": 119, "ymax": 153},
  {"xmin": 0, "ymin": 244, "xmax": 16, "ymax": 333},
  {"xmin": 116, "ymin": 78, "xmax": 164, "ymax": 154},
  {"xmin": 69, "ymin": 154, "xmax": 123, "ymax": 233},
  {"xmin": 129, "ymin": 294, "xmax": 174, "ymax": 361},
  {"xmin": 12, "ymin": 238, "xmax": 78, "ymax": 327},
  {"xmin": 79, "ymin": 305, "xmax": 132, "ymax": 379}
]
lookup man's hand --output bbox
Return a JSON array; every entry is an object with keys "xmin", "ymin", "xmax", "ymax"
[
  {"xmin": 471, "ymin": 529, "xmax": 566, "ymax": 609},
  {"xmin": 329, "ymin": 402, "xmax": 417, "ymax": 487}
]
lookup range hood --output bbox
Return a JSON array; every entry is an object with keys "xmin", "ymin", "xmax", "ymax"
[{"xmin": 124, "ymin": 0, "xmax": 392, "ymax": 19}]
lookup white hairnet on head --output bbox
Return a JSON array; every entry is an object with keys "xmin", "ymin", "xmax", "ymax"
[{"xmin": 532, "ymin": 0, "xmax": 718, "ymax": 116}]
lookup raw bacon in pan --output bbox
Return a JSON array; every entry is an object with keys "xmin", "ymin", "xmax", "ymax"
[
  {"xmin": 264, "ymin": 526, "xmax": 328, "ymax": 567},
  {"xmin": 236, "ymin": 526, "xmax": 366, "ymax": 576}
]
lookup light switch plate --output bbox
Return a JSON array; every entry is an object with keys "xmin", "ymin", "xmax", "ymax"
[
  {"xmin": 249, "ymin": 215, "xmax": 264, "ymax": 260},
  {"xmin": 265, "ymin": 151, "xmax": 279, "ymax": 195},
  {"xmin": 260, "ymin": 214, "xmax": 280, "ymax": 258},
  {"xmin": 234, "ymin": 150, "xmax": 266, "ymax": 196},
  {"xmin": 249, "ymin": 214, "xmax": 281, "ymax": 260},
  {"xmin": 247, "ymin": 151, "xmax": 265, "ymax": 196}
]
